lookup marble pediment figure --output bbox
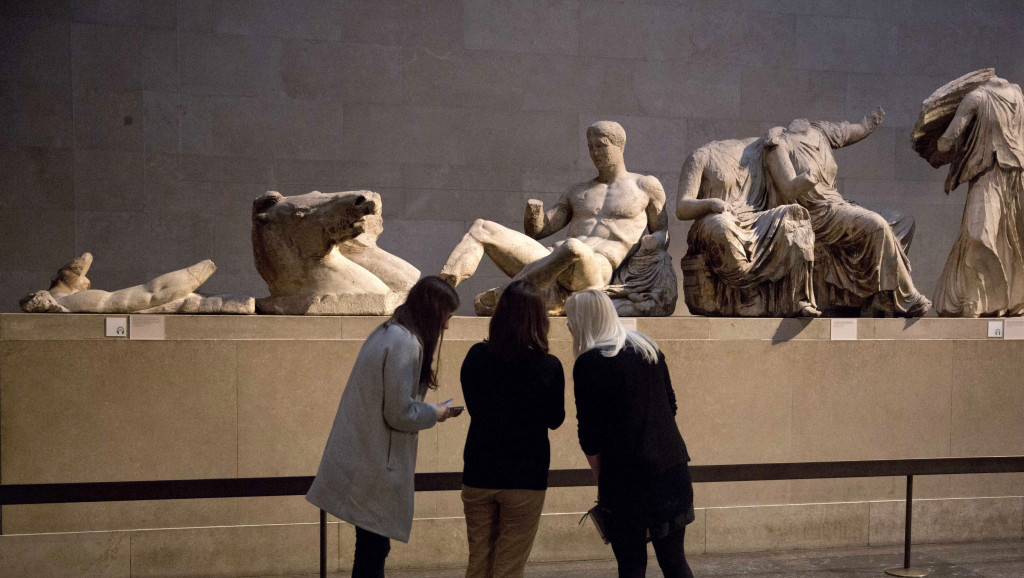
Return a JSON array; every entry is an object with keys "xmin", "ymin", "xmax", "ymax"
[
  {"xmin": 438, "ymin": 120, "xmax": 676, "ymax": 316},
  {"xmin": 912, "ymin": 69, "xmax": 1024, "ymax": 317},
  {"xmin": 252, "ymin": 190, "xmax": 420, "ymax": 315},
  {"xmin": 20, "ymin": 253, "xmax": 254, "ymax": 314},
  {"xmin": 605, "ymin": 230, "xmax": 678, "ymax": 316},
  {"xmin": 763, "ymin": 110, "xmax": 932, "ymax": 317},
  {"xmin": 676, "ymin": 137, "xmax": 819, "ymax": 317}
]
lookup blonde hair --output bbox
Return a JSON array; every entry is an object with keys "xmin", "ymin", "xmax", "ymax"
[{"xmin": 564, "ymin": 289, "xmax": 659, "ymax": 363}]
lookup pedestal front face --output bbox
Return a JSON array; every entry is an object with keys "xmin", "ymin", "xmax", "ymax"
[{"xmin": 2, "ymin": 315, "xmax": 1023, "ymax": 576}]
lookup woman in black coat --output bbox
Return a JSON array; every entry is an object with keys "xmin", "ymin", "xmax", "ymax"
[{"xmin": 566, "ymin": 289, "xmax": 694, "ymax": 578}]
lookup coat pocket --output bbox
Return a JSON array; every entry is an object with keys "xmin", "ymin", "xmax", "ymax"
[{"xmin": 387, "ymin": 429, "xmax": 416, "ymax": 471}]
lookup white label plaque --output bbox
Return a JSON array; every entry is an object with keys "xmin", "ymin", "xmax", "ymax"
[
  {"xmin": 105, "ymin": 317, "xmax": 128, "ymax": 338},
  {"xmin": 988, "ymin": 320, "xmax": 1004, "ymax": 339},
  {"xmin": 830, "ymin": 319, "xmax": 857, "ymax": 341},
  {"xmin": 1004, "ymin": 318, "xmax": 1024, "ymax": 340},
  {"xmin": 130, "ymin": 316, "xmax": 166, "ymax": 340}
]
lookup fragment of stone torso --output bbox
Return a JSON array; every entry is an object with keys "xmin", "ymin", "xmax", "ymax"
[{"xmin": 19, "ymin": 252, "xmax": 254, "ymax": 314}]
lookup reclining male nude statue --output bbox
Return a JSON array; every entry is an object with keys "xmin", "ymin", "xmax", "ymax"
[
  {"xmin": 677, "ymin": 136, "xmax": 819, "ymax": 317},
  {"xmin": 439, "ymin": 120, "xmax": 676, "ymax": 316},
  {"xmin": 19, "ymin": 253, "xmax": 254, "ymax": 313}
]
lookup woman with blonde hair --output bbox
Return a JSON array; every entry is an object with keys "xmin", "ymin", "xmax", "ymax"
[{"xmin": 566, "ymin": 289, "xmax": 694, "ymax": 578}]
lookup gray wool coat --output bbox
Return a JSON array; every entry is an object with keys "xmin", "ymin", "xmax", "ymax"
[{"xmin": 306, "ymin": 321, "xmax": 439, "ymax": 542}]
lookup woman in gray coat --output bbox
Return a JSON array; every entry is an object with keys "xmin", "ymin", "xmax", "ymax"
[{"xmin": 307, "ymin": 276, "xmax": 463, "ymax": 577}]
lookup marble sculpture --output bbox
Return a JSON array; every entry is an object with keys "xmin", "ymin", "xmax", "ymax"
[
  {"xmin": 680, "ymin": 110, "xmax": 931, "ymax": 317},
  {"xmin": 763, "ymin": 109, "xmax": 931, "ymax": 317},
  {"xmin": 604, "ymin": 229, "xmax": 678, "ymax": 316},
  {"xmin": 252, "ymin": 190, "xmax": 420, "ymax": 315},
  {"xmin": 913, "ymin": 69, "xmax": 1024, "ymax": 317},
  {"xmin": 439, "ymin": 121, "xmax": 676, "ymax": 316},
  {"xmin": 19, "ymin": 253, "xmax": 254, "ymax": 313},
  {"xmin": 677, "ymin": 137, "xmax": 819, "ymax": 317}
]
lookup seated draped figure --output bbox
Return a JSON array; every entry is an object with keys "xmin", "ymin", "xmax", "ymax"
[
  {"xmin": 763, "ymin": 109, "xmax": 931, "ymax": 317},
  {"xmin": 19, "ymin": 252, "xmax": 254, "ymax": 314},
  {"xmin": 439, "ymin": 120, "xmax": 677, "ymax": 316},
  {"xmin": 676, "ymin": 137, "xmax": 819, "ymax": 317},
  {"xmin": 252, "ymin": 190, "xmax": 420, "ymax": 315},
  {"xmin": 678, "ymin": 108, "xmax": 931, "ymax": 317}
]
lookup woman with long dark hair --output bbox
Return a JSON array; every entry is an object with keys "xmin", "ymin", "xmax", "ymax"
[
  {"xmin": 459, "ymin": 280, "xmax": 565, "ymax": 578},
  {"xmin": 306, "ymin": 276, "xmax": 463, "ymax": 577},
  {"xmin": 566, "ymin": 289, "xmax": 694, "ymax": 578}
]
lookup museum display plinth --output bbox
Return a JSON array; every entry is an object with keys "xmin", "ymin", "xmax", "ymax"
[{"xmin": 2, "ymin": 314, "xmax": 1023, "ymax": 577}]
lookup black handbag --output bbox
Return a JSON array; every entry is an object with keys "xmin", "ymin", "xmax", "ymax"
[{"xmin": 579, "ymin": 502, "xmax": 613, "ymax": 544}]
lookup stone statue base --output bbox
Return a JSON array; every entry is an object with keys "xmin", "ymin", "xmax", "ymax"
[
  {"xmin": 2, "ymin": 313, "xmax": 1018, "ymax": 577},
  {"xmin": 256, "ymin": 291, "xmax": 408, "ymax": 316},
  {"xmin": 140, "ymin": 293, "xmax": 255, "ymax": 314}
]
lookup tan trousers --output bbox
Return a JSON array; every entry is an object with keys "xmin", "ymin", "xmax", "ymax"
[{"xmin": 462, "ymin": 485, "xmax": 546, "ymax": 578}]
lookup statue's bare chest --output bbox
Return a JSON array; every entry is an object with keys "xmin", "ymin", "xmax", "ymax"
[{"xmin": 570, "ymin": 182, "xmax": 647, "ymax": 220}]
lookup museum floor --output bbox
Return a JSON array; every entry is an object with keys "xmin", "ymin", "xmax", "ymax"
[{"xmin": 259, "ymin": 540, "xmax": 1024, "ymax": 577}]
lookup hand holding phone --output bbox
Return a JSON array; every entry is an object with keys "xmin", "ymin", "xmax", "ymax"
[
  {"xmin": 435, "ymin": 399, "xmax": 464, "ymax": 421},
  {"xmin": 436, "ymin": 398, "xmax": 465, "ymax": 420}
]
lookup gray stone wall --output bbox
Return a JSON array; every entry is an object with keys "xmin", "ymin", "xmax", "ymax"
[{"xmin": 2, "ymin": 1, "xmax": 1023, "ymax": 314}]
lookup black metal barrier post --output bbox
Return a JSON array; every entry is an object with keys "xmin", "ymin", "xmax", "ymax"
[
  {"xmin": 906, "ymin": 475, "xmax": 914, "ymax": 569},
  {"xmin": 4, "ymin": 457, "xmax": 1024, "ymax": 578},
  {"xmin": 319, "ymin": 509, "xmax": 326, "ymax": 578},
  {"xmin": 884, "ymin": 474, "xmax": 927, "ymax": 577}
]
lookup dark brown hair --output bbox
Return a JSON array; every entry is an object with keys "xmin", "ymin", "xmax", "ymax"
[
  {"xmin": 390, "ymin": 276, "xmax": 460, "ymax": 389},
  {"xmin": 486, "ymin": 280, "xmax": 550, "ymax": 361}
]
